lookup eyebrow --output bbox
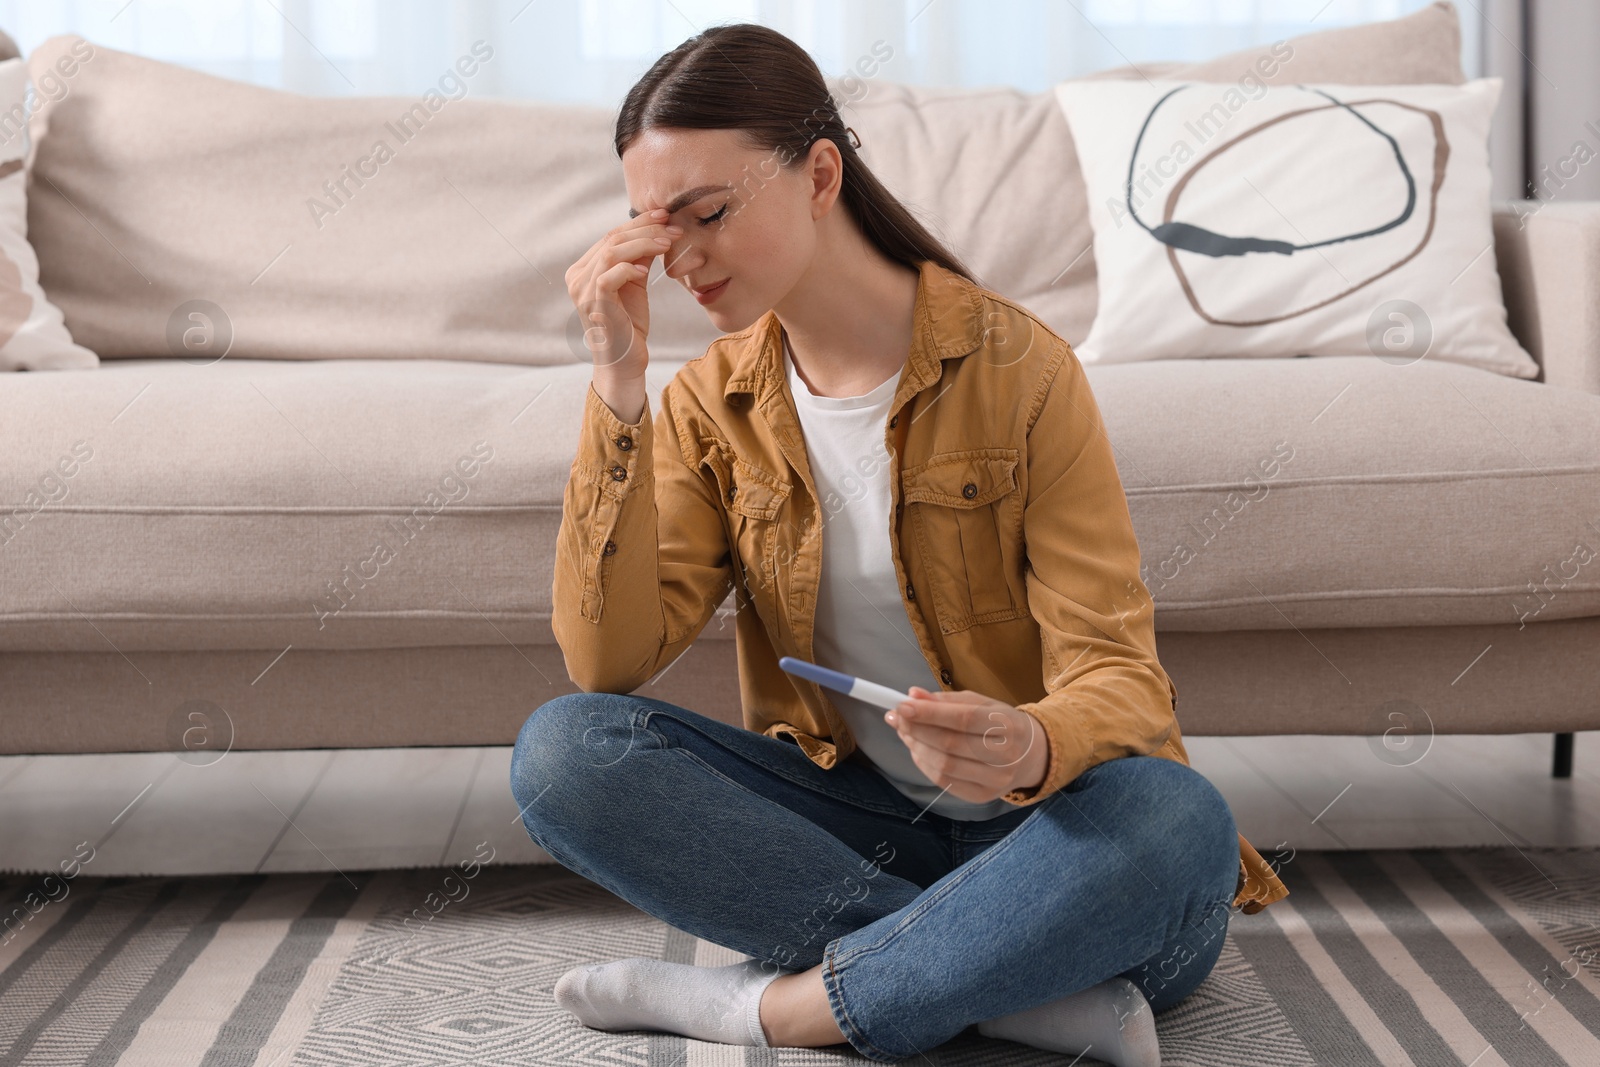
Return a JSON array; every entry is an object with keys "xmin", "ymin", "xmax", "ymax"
[{"xmin": 628, "ymin": 183, "xmax": 733, "ymax": 219}]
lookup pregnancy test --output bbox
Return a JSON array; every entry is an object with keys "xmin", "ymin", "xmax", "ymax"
[{"xmin": 778, "ymin": 655, "xmax": 910, "ymax": 711}]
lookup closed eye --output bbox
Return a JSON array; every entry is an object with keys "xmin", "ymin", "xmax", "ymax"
[{"xmin": 699, "ymin": 204, "xmax": 728, "ymax": 226}]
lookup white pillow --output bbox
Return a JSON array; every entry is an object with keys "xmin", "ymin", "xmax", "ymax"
[
  {"xmin": 0, "ymin": 56, "xmax": 97, "ymax": 371},
  {"xmin": 1054, "ymin": 77, "xmax": 1539, "ymax": 379}
]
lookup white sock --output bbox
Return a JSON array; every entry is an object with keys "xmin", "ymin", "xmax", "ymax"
[
  {"xmin": 553, "ymin": 956, "xmax": 787, "ymax": 1046},
  {"xmin": 977, "ymin": 976, "xmax": 1160, "ymax": 1067}
]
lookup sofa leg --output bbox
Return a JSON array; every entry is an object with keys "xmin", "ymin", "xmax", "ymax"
[{"xmin": 1553, "ymin": 732, "xmax": 1574, "ymax": 779}]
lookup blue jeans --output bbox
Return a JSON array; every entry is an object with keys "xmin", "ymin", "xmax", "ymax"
[{"xmin": 510, "ymin": 691, "xmax": 1240, "ymax": 1063}]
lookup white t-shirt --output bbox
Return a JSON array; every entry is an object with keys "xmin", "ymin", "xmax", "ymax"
[{"xmin": 782, "ymin": 333, "xmax": 1019, "ymax": 822}]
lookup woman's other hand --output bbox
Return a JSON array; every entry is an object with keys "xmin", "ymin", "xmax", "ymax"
[{"xmin": 885, "ymin": 687, "xmax": 1050, "ymax": 804}]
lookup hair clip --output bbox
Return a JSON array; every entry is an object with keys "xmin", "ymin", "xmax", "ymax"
[{"xmin": 845, "ymin": 125, "xmax": 861, "ymax": 150}]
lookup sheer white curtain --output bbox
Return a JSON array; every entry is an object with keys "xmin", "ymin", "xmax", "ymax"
[{"xmin": 1, "ymin": 0, "xmax": 1459, "ymax": 104}]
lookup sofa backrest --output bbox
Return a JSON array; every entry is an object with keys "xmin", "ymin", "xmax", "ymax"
[
  {"xmin": 22, "ymin": 2, "xmax": 1466, "ymax": 366},
  {"xmin": 24, "ymin": 34, "xmax": 726, "ymax": 366}
]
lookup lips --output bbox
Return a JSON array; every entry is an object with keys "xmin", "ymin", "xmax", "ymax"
[{"xmin": 691, "ymin": 278, "xmax": 730, "ymax": 304}]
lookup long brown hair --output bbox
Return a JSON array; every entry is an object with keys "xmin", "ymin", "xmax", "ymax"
[{"xmin": 615, "ymin": 22, "xmax": 978, "ymax": 285}]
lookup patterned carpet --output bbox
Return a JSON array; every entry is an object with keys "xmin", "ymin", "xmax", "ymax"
[{"xmin": 1, "ymin": 848, "xmax": 1598, "ymax": 1066}]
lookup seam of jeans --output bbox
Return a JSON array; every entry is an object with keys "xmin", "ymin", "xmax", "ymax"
[
  {"xmin": 644, "ymin": 738, "xmax": 925, "ymax": 944},
  {"xmin": 832, "ymin": 789, "xmax": 1042, "ymax": 970},
  {"xmin": 659, "ymin": 742, "xmax": 826, "ymax": 827},
  {"xmin": 1178, "ymin": 894, "xmax": 1232, "ymax": 949},
  {"xmin": 822, "ymin": 937, "xmax": 900, "ymax": 1062},
  {"xmin": 1183, "ymin": 891, "xmax": 1236, "ymax": 942},
  {"xmin": 952, "ymin": 814, "xmax": 1029, "ymax": 866},
  {"xmin": 636, "ymin": 705, "xmax": 921, "ymax": 821}
]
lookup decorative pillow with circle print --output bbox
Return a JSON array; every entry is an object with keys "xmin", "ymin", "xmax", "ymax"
[
  {"xmin": 0, "ymin": 53, "xmax": 99, "ymax": 371},
  {"xmin": 1053, "ymin": 77, "xmax": 1538, "ymax": 380}
]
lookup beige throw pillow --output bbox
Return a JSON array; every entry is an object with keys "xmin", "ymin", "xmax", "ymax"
[
  {"xmin": 834, "ymin": 1, "xmax": 1469, "ymax": 348},
  {"xmin": 0, "ymin": 35, "xmax": 97, "ymax": 372},
  {"xmin": 1055, "ymin": 77, "xmax": 1538, "ymax": 378},
  {"xmin": 24, "ymin": 34, "xmax": 720, "ymax": 366}
]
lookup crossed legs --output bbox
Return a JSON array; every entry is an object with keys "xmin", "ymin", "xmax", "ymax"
[{"xmin": 512, "ymin": 692, "xmax": 1239, "ymax": 1061}]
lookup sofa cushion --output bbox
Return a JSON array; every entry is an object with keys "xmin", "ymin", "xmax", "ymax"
[
  {"xmin": 1056, "ymin": 77, "xmax": 1538, "ymax": 380},
  {"xmin": 23, "ymin": 36, "xmax": 721, "ymax": 366},
  {"xmin": 0, "ymin": 46, "xmax": 98, "ymax": 371},
  {"xmin": 2, "ymin": 353, "xmax": 1596, "ymax": 653},
  {"xmin": 836, "ymin": 0, "xmax": 1467, "ymax": 349},
  {"xmin": 1092, "ymin": 354, "xmax": 1600, "ymax": 630},
  {"xmin": 0, "ymin": 356, "xmax": 691, "ymax": 652}
]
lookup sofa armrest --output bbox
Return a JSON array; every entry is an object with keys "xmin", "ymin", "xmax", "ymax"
[{"xmin": 1493, "ymin": 200, "xmax": 1600, "ymax": 395}]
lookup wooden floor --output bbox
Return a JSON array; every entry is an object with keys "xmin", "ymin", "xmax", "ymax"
[{"xmin": 1, "ymin": 732, "xmax": 1596, "ymax": 877}]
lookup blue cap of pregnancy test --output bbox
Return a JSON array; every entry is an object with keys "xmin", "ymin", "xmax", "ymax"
[{"xmin": 778, "ymin": 655, "xmax": 855, "ymax": 696}]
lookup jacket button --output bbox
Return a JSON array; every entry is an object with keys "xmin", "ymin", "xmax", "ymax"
[
  {"xmin": 602, "ymin": 539, "xmax": 616, "ymax": 556},
  {"xmin": 889, "ymin": 415, "xmax": 898, "ymax": 428},
  {"xmin": 728, "ymin": 485, "xmax": 738, "ymax": 501},
  {"xmin": 610, "ymin": 465, "xmax": 627, "ymax": 481},
  {"xmin": 615, "ymin": 434, "xmax": 633, "ymax": 451},
  {"xmin": 962, "ymin": 482, "xmax": 978, "ymax": 499},
  {"xmin": 940, "ymin": 668, "xmax": 952, "ymax": 685},
  {"xmin": 905, "ymin": 582, "xmax": 915, "ymax": 601}
]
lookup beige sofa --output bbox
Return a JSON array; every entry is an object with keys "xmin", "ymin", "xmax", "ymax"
[{"xmin": 3, "ymin": 5, "xmax": 1597, "ymax": 773}]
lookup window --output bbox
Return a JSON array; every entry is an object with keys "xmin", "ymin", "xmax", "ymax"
[{"xmin": 2, "ymin": 0, "xmax": 1463, "ymax": 105}]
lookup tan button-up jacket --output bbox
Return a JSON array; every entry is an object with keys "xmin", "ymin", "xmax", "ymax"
[{"xmin": 553, "ymin": 258, "xmax": 1289, "ymax": 914}]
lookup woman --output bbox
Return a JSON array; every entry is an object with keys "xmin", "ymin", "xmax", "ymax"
[{"xmin": 512, "ymin": 22, "xmax": 1287, "ymax": 1066}]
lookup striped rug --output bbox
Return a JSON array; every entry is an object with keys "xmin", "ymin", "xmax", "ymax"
[{"xmin": 1, "ymin": 847, "xmax": 1597, "ymax": 1065}]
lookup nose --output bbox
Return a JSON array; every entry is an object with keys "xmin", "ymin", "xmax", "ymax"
[{"xmin": 658, "ymin": 233, "xmax": 700, "ymax": 282}]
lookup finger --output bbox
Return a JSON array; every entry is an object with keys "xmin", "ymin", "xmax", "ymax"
[
  {"xmin": 609, "ymin": 216, "xmax": 682, "ymax": 249},
  {"xmin": 924, "ymin": 690, "xmax": 1001, "ymax": 710},
  {"xmin": 609, "ymin": 235, "xmax": 677, "ymax": 264},
  {"xmin": 609, "ymin": 208, "xmax": 670, "ymax": 233},
  {"xmin": 905, "ymin": 686, "xmax": 995, "ymax": 709},
  {"xmin": 888, "ymin": 712, "xmax": 976, "ymax": 761},
  {"xmin": 569, "ymin": 219, "xmax": 680, "ymax": 294},
  {"xmin": 887, "ymin": 712, "xmax": 966, "ymax": 751},
  {"xmin": 596, "ymin": 259, "xmax": 648, "ymax": 299},
  {"xmin": 908, "ymin": 718, "xmax": 1035, "ymax": 772},
  {"xmin": 596, "ymin": 227, "xmax": 676, "ymax": 275},
  {"xmin": 890, "ymin": 707, "xmax": 1038, "ymax": 770},
  {"xmin": 611, "ymin": 220, "xmax": 683, "ymax": 245},
  {"xmin": 898, "ymin": 730, "xmax": 1009, "ymax": 796},
  {"xmin": 608, "ymin": 207, "xmax": 665, "ymax": 231},
  {"xmin": 893, "ymin": 696, "xmax": 990, "ymax": 732}
]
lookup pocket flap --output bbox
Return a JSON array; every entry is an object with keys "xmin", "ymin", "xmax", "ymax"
[
  {"xmin": 728, "ymin": 455, "xmax": 791, "ymax": 520},
  {"xmin": 902, "ymin": 448, "xmax": 1018, "ymax": 508}
]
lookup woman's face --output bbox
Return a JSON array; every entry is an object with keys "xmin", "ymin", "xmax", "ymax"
[{"xmin": 622, "ymin": 126, "xmax": 837, "ymax": 332}]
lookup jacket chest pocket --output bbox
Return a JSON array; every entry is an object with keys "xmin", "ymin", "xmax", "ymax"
[
  {"xmin": 902, "ymin": 447, "xmax": 1024, "ymax": 634},
  {"xmin": 701, "ymin": 442, "xmax": 792, "ymax": 606}
]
